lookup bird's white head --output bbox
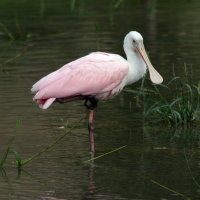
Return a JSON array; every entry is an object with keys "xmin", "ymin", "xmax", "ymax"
[{"xmin": 124, "ymin": 31, "xmax": 163, "ymax": 84}]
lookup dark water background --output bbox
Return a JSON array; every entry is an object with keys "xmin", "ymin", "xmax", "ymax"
[{"xmin": 0, "ymin": 0, "xmax": 199, "ymax": 199}]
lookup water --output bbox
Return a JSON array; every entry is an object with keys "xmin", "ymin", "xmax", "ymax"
[{"xmin": 0, "ymin": 0, "xmax": 199, "ymax": 199}]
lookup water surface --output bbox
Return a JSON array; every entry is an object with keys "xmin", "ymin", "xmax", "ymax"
[{"xmin": 0, "ymin": 1, "xmax": 199, "ymax": 200}]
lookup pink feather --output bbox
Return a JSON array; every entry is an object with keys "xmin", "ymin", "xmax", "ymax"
[{"xmin": 31, "ymin": 52, "xmax": 129, "ymax": 109}]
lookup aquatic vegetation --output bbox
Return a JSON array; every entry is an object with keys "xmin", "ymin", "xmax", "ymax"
[
  {"xmin": 13, "ymin": 150, "xmax": 23, "ymax": 169},
  {"xmin": 0, "ymin": 22, "xmax": 37, "ymax": 41},
  {"xmin": 86, "ymin": 145, "xmax": 127, "ymax": 162},
  {"xmin": 0, "ymin": 117, "xmax": 83, "ymax": 171},
  {"xmin": 151, "ymin": 179, "xmax": 192, "ymax": 199},
  {"xmin": 0, "ymin": 23, "xmax": 15, "ymax": 41},
  {"xmin": 125, "ymin": 69, "xmax": 200, "ymax": 125},
  {"xmin": 15, "ymin": 116, "xmax": 84, "ymax": 170},
  {"xmin": 0, "ymin": 119, "xmax": 20, "ymax": 168},
  {"xmin": 0, "ymin": 44, "xmax": 33, "ymax": 73}
]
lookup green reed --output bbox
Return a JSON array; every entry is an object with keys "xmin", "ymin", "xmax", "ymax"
[
  {"xmin": 0, "ymin": 23, "xmax": 15, "ymax": 41},
  {"xmin": 125, "ymin": 67, "xmax": 200, "ymax": 126},
  {"xmin": 0, "ymin": 21, "xmax": 38, "ymax": 41}
]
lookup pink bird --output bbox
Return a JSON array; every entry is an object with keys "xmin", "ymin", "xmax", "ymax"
[{"xmin": 31, "ymin": 31, "xmax": 163, "ymax": 153}]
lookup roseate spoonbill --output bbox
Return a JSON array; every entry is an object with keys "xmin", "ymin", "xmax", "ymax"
[{"xmin": 31, "ymin": 31, "xmax": 163, "ymax": 153}]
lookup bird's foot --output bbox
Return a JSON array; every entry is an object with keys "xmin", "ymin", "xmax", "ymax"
[
  {"xmin": 56, "ymin": 98, "xmax": 66, "ymax": 104},
  {"xmin": 84, "ymin": 96, "xmax": 98, "ymax": 110}
]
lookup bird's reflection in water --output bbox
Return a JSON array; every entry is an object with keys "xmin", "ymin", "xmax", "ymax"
[
  {"xmin": 82, "ymin": 152, "xmax": 96, "ymax": 200},
  {"xmin": 37, "ymin": 152, "xmax": 112, "ymax": 200}
]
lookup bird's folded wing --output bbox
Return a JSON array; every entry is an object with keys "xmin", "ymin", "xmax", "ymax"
[{"xmin": 32, "ymin": 53, "xmax": 129, "ymax": 100}]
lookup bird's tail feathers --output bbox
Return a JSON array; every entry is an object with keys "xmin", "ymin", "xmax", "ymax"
[{"xmin": 36, "ymin": 97, "xmax": 56, "ymax": 109}]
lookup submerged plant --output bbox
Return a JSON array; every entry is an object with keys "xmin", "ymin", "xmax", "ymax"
[{"xmin": 125, "ymin": 68, "xmax": 200, "ymax": 125}]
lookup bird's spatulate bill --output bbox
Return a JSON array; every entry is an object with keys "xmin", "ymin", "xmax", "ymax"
[{"xmin": 137, "ymin": 45, "xmax": 163, "ymax": 84}]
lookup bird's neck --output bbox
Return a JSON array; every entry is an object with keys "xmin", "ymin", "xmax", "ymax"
[{"xmin": 124, "ymin": 47, "xmax": 147, "ymax": 85}]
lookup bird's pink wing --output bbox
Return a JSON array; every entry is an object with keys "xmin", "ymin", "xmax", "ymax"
[
  {"xmin": 32, "ymin": 52, "xmax": 129, "ymax": 101},
  {"xmin": 31, "ymin": 56, "xmax": 85, "ymax": 93}
]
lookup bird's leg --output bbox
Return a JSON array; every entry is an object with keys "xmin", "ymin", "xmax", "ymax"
[
  {"xmin": 88, "ymin": 109, "xmax": 95, "ymax": 153},
  {"xmin": 84, "ymin": 96, "xmax": 98, "ymax": 153}
]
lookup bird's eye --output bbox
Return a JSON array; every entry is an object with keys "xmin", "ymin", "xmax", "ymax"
[{"xmin": 132, "ymin": 40, "xmax": 136, "ymax": 44}]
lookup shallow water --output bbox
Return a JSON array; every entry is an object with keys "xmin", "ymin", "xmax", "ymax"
[{"xmin": 0, "ymin": 1, "xmax": 199, "ymax": 200}]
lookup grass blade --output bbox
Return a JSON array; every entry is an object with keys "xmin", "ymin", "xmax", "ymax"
[
  {"xmin": 86, "ymin": 145, "xmax": 127, "ymax": 162},
  {"xmin": 22, "ymin": 116, "xmax": 85, "ymax": 166},
  {"xmin": 151, "ymin": 179, "xmax": 191, "ymax": 199},
  {"xmin": 0, "ymin": 119, "xmax": 20, "ymax": 167},
  {"xmin": 13, "ymin": 150, "xmax": 22, "ymax": 169}
]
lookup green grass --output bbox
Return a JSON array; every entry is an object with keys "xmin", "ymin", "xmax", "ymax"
[
  {"xmin": 0, "ymin": 119, "xmax": 20, "ymax": 168},
  {"xmin": 125, "ymin": 68, "xmax": 200, "ymax": 126}
]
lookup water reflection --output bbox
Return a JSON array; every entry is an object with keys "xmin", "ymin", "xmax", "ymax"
[
  {"xmin": 0, "ymin": 121, "xmax": 199, "ymax": 199},
  {"xmin": 34, "ymin": 152, "xmax": 126, "ymax": 200}
]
